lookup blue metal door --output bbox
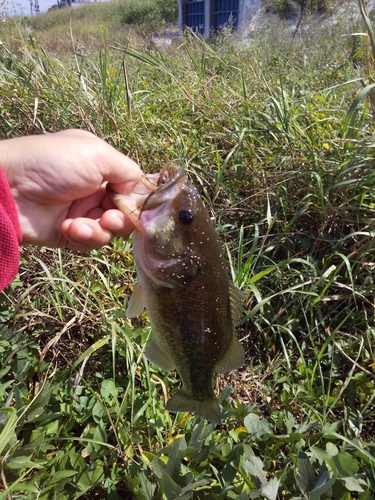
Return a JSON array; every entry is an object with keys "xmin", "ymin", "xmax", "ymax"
[
  {"xmin": 214, "ymin": 0, "xmax": 239, "ymax": 29},
  {"xmin": 184, "ymin": 0, "xmax": 205, "ymax": 33}
]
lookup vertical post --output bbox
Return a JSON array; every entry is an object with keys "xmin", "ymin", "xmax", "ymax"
[
  {"xmin": 178, "ymin": 0, "xmax": 183, "ymax": 33},
  {"xmin": 238, "ymin": 0, "xmax": 243, "ymax": 32},
  {"xmin": 204, "ymin": 0, "xmax": 211, "ymax": 38}
]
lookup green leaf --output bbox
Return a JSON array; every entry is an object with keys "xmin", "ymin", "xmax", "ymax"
[
  {"xmin": 325, "ymin": 442, "xmax": 339, "ymax": 457},
  {"xmin": 173, "ymin": 482, "xmax": 207, "ymax": 500},
  {"xmin": 47, "ymin": 469, "xmax": 78, "ymax": 485},
  {"xmin": 310, "ymin": 446, "xmax": 331, "ymax": 462},
  {"xmin": 0, "ymin": 380, "xmax": 14, "ymax": 398},
  {"xmin": 296, "ymin": 451, "xmax": 315, "ymax": 494},
  {"xmin": 341, "ymin": 83, "xmax": 375, "ymax": 138},
  {"xmin": 326, "ymin": 452, "xmax": 359, "ymax": 478},
  {"xmin": 0, "ymin": 408, "xmax": 17, "ymax": 456},
  {"xmin": 309, "ymin": 474, "xmax": 336, "ymax": 500},
  {"xmin": 159, "ymin": 474, "xmax": 182, "ymax": 500},
  {"xmin": 189, "ymin": 421, "xmax": 216, "ymax": 449},
  {"xmin": 322, "ymin": 433, "xmax": 375, "ymax": 467},
  {"xmin": 93, "ymin": 419, "xmax": 108, "ymax": 444},
  {"xmin": 323, "ymin": 421, "xmax": 341, "ymax": 434},
  {"xmin": 101, "ymin": 379, "xmax": 118, "ymax": 399},
  {"xmin": 11, "ymin": 432, "xmax": 47, "ymax": 459},
  {"xmin": 243, "ymin": 455, "xmax": 267, "ymax": 486},
  {"xmin": 152, "ymin": 456, "xmax": 166, "ymax": 480},
  {"xmin": 244, "ymin": 413, "xmax": 273, "ymax": 439},
  {"xmin": 0, "ymin": 479, "xmax": 40, "ymax": 499},
  {"xmin": 261, "ymin": 477, "xmax": 279, "ymax": 500},
  {"xmin": 91, "ymin": 465, "xmax": 105, "ymax": 487},
  {"xmin": 295, "ymin": 421, "xmax": 321, "ymax": 434},
  {"xmin": 332, "ymin": 479, "xmax": 352, "ymax": 500},
  {"xmin": 27, "ymin": 382, "xmax": 53, "ymax": 421},
  {"xmin": 75, "ymin": 468, "xmax": 93, "ymax": 493},
  {"xmin": 6, "ymin": 454, "xmax": 37, "ymax": 470},
  {"xmin": 222, "ymin": 461, "xmax": 237, "ymax": 483},
  {"xmin": 339, "ymin": 477, "xmax": 366, "ymax": 493},
  {"xmin": 139, "ymin": 471, "xmax": 154, "ymax": 500},
  {"xmin": 234, "ymin": 492, "xmax": 250, "ymax": 500},
  {"xmin": 165, "ymin": 436, "xmax": 187, "ymax": 482},
  {"xmin": 92, "ymin": 399, "xmax": 107, "ymax": 423}
]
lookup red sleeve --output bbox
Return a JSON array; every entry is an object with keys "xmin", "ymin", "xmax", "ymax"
[{"xmin": 0, "ymin": 167, "xmax": 22, "ymax": 291}]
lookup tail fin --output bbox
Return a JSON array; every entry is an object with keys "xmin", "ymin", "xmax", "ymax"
[{"xmin": 166, "ymin": 388, "xmax": 221, "ymax": 424}]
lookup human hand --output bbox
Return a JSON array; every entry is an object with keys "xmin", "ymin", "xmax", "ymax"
[{"xmin": 1, "ymin": 129, "xmax": 142, "ymax": 251}]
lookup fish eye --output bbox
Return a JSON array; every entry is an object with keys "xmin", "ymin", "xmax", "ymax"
[
  {"xmin": 158, "ymin": 174, "xmax": 168, "ymax": 186},
  {"xmin": 179, "ymin": 210, "xmax": 194, "ymax": 225}
]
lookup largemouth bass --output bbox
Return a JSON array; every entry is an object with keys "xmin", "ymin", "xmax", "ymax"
[{"xmin": 107, "ymin": 165, "xmax": 244, "ymax": 424}]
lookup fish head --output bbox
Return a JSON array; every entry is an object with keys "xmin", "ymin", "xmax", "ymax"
[{"xmin": 107, "ymin": 164, "xmax": 210, "ymax": 288}]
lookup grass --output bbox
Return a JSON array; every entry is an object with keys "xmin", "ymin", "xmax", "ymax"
[{"xmin": 1, "ymin": 0, "xmax": 375, "ymax": 498}]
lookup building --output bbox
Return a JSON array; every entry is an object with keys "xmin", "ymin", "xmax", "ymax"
[{"xmin": 178, "ymin": 0, "xmax": 261, "ymax": 38}]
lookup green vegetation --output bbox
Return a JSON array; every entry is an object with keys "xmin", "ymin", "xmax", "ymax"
[
  {"xmin": 269, "ymin": 0, "xmax": 335, "ymax": 15},
  {"xmin": 26, "ymin": 0, "xmax": 177, "ymax": 35},
  {"xmin": 1, "ymin": 0, "xmax": 375, "ymax": 498}
]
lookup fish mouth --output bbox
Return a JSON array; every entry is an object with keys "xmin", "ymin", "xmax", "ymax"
[
  {"xmin": 141, "ymin": 166, "xmax": 185, "ymax": 212},
  {"xmin": 106, "ymin": 165, "xmax": 186, "ymax": 223}
]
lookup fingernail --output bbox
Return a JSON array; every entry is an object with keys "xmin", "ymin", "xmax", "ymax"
[
  {"xmin": 110, "ymin": 214, "xmax": 124, "ymax": 231},
  {"xmin": 76, "ymin": 224, "xmax": 94, "ymax": 241}
]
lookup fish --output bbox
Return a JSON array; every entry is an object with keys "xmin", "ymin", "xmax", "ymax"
[{"xmin": 107, "ymin": 164, "xmax": 244, "ymax": 424}]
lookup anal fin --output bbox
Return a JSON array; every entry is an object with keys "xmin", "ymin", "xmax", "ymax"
[
  {"xmin": 145, "ymin": 339, "xmax": 175, "ymax": 371},
  {"xmin": 215, "ymin": 335, "xmax": 245, "ymax": 374},
  {"xmin": 229, "ymin": 282, "xmax": 244, "ymax": 325}
]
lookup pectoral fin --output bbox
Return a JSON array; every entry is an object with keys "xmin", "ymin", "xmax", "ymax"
[
  {"xmin": 126, "ymin": 282, "xmax": 145, "ymax": 318},
  {"xmin": 229, "ymin": 283, "xmax": 244, "ymax": 325},
  {"xmin": 215, "ymin": 335, "xmax": 245, "ymax": 374},
  {"xmin": 145, "ymin": 339, "xmax": 175, "ymax": 371},
  {"xmin": 149, "ymin": 257, "xmax": 199, "ymax": 289},
  {"xmin": 166, "ymin": 388, "xmax": 222, "ymax": 425}
]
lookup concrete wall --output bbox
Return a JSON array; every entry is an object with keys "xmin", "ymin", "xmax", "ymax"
[{"xmin": 238, "ymin": 0, "xmax": 261, "ymax": 32}]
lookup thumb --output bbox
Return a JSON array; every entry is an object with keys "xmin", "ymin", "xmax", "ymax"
[{"xmin": 96, "ymin": 145, "xmax": 143, "ymax": 194}]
